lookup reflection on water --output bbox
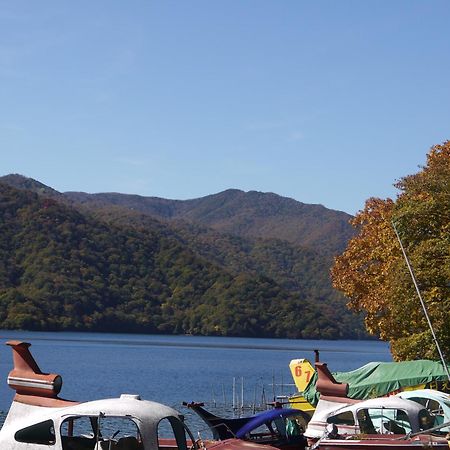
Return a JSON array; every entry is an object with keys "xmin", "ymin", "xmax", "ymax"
[{"xmin": 0, "ymin": 331, "xmax": 391, "ymax": 434}]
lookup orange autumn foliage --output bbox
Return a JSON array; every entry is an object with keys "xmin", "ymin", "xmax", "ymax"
[{"xmin": 332, "ymin": 142, "xmax": 450, "ymax": 360}]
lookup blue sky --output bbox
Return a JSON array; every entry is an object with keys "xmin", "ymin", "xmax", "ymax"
[{"xmin": 1, "ymin": 1, "xmax": 449, "ymax": 214}]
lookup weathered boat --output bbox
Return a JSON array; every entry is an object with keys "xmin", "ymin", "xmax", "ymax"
[
  {"xmin": 184, "ymin": 402, "xmax": 308, "ymax": 449},
  {"xmin": 0, "ymin": 341, "xmax": 280, "ymax": 450},
  {"xmin": 310, "ymin": 431, "xmax": 449, "ymax": 450},
  {"xmin": 396, "ymin": 389, "xmax": 450, "ymax": 432},
  {"xmin": 303, "ymin": 362, "xmax": 450, "ymax": 450},
  {"xmin": 289, "ymin": 356, "xmax": 450, "ymax": 413}
]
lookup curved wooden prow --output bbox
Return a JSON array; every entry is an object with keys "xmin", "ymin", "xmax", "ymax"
[
  {"xmin": 315, "ymin": 362, "xmax": 349, "ymax": 399},
  {"xmin": 6, "ymin": 341, "xmax": 78, "ymax": 407}
]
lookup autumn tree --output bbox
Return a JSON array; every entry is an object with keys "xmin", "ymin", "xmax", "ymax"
[{"xmin": 332, "ymin": 142, "xmax": 450, "ymax": 360}]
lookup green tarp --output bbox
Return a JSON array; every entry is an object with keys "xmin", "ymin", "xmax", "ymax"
[{"xmin": 303, "ymin": 360, "xmax": 450, "ymax": 406}]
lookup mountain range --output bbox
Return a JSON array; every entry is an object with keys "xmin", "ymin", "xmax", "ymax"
[
  {"xmin": 0, "ymin": 173, "xmax": 366, "ymax": 338},
  {"xmin": 65, "ymin": 188, "xmax": 354, "ymax": 258}
]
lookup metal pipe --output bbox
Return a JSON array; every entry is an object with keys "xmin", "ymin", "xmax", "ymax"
[
  {"xmin": 222, "ymin": 383, "xmax": 226, "ymax": 407},
  {"xmin": 241, "ymin": 376, "xmax": 244, "ymax": 410},
  {"xmin": 232, "ymin": 377, "xmax": 236, "ymax": 410}
]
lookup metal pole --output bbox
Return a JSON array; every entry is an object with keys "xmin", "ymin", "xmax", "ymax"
[
  {"xmin": 392, "ymin": 220, "xmax": 450, "ymax": 381},
  {"xmin": 211, "ymin": 384, "xmax": 216, "ymax": 407},
  {"xmin": 272, "ymin": 371, "xmax": 275, "ymax": 401},
  {"xmin": 222, "ymin": 383, "xmax": 226, "ymax": 407},
  {"xmin": 232, "ymin": 377, "xmax": 236, "ymax": 410},
  {"xmin": 241, "ymin": 377, "xmax": 244, "ymax": 410}
]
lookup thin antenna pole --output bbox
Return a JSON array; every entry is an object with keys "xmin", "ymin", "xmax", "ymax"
[
  {"xmin": 222, "ymin": 383, "xmax": 226, "ymax": 407},
  {"xmin": 261, "ymin": 383, "xmax": 266, "ymax": 409},
  {"xmin": 241, "ymin": 377, "xmax": 244, "ymax": 410},
  {"xmin": 272, "ymin": 371, "xmax": 275, "ymax": 401},
  {"xmin": 211, "ymin": 384, "xmax": 216, "ymax": 407},
  {"xmin": 392, "ymin": 220, "xmax": 450, "ymax": 381}
]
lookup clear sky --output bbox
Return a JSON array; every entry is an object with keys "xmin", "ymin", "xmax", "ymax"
[{"xmin": 1, "ymin": 1, "xmax": 449, "ymax": 215}]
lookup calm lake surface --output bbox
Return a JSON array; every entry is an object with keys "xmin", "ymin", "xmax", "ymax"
[{"xmin": 0, "ymin": 331, "xmax": 392, "ymax": 434}]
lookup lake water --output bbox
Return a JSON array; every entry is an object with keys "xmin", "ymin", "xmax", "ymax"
[{"xmin": 0, "ymin": 331, "xmax": 392, "ymax": 435}]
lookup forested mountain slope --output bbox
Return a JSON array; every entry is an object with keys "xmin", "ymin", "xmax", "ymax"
[
  {"xmin": 65, "ymin": 189, "xmax": 354, "ymax": 258},
  {"xmin": 87, "ymin": 206, "xmax": 365, "ymax": 333},
  {"xmin": 0, "ymin": 175, "xmax": 366, "ymax": 338}
]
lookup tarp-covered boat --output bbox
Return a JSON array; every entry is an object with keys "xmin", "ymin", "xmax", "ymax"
[
  {"xmin": 303, "ymin": 362, "xmax": 450, "ymax": 450},
  {"xmin": 302, "ymin": 360, "xmax": 450, "ymax": 407}
]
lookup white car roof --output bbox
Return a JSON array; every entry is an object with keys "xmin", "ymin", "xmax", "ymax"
[
  {"xmin": 304, "ymin": 396, "xmax": 428, "ymax": 439},
  {"xmin": 58, "ymin": 396, "xmax": 181, "ymax": 423},
  {"xmin": 0, "ymin": 394, "xmax": 184, "ymax": 447},
  {"xmin": 335, "ymin": 396, "xmax": 426, "ymax": 415},
  {"xmin": 396, "ymin": 389, "xmax": 450, "ymax": 402},
  {"xmin": 310, "ymin": 396, "xmax": 426, "ymax": 427}
]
